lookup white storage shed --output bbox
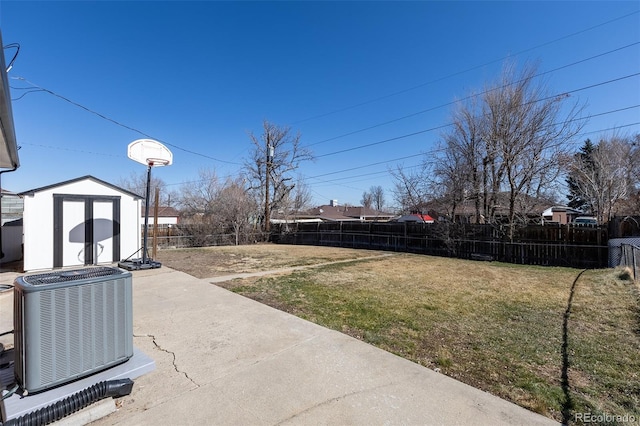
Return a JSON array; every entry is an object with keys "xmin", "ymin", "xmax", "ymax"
[{"xmin": 19, "ymin": 175, "xmax": 142, "ymax": 271}]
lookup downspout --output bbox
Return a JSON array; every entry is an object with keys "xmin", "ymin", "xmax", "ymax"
[{"xmin": 0, "ymin": 164, "xmax": 19, "ymax": 262}]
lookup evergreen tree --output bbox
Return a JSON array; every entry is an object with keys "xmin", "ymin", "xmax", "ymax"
[{"xmin": 566, "ymin": 139, "xmax": 595, "ymax": 212}]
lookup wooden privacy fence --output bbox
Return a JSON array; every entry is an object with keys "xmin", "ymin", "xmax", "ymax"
[
  {"xmin": 273, "ymin": 222, "xmax": 609, "ymax": 268},
  {"xmin": 619, "ymin": 244, "xmax": 640, "ymax": 281}
]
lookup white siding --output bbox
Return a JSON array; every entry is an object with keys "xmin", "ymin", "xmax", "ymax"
[
  {"xmin": 23, "ymin": 177, "xmax": 140, "ymax": 271},
  {"xmin": 22, "ymin": 192, "xmax": 53, "ymax": 271},
  {"xmin": 145, "ymin": 216, "xmax": 178, "ymax": 226}
]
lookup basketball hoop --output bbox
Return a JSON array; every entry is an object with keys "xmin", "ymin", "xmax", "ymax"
[
  {"xmin": 120, "ymin": 139, "xmax": 173, "ymax": 270},
  {"xmin": 144, "ymin": 158, "xmax": 171, "ymax": 167}
]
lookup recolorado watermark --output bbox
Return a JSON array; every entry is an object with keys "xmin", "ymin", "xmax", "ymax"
[{"xmin": 574, "ymin": 412, "xmax": 637, "ymax": 423}]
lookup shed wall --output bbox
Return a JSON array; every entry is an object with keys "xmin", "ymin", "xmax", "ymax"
[{"xmin": 23, "ymin": 179, "xmax": 140, "ymax": 271}]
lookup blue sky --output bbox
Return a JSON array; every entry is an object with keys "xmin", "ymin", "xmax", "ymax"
[{"xmin": 1, "ymin": 1, "xmax": 639, "ymax": 208}]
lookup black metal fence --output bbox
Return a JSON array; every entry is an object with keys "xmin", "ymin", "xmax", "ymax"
[{"xmin": 273, "ymin": 222, "xmax": 610, "ymax": 268}]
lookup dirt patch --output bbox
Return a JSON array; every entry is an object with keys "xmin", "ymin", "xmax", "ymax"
[{"xmin": 154, "ymin": 243, "xmax": 388, "ymax": 279}]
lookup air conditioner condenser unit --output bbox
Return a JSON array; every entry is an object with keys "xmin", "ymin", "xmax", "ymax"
[{"xmin": 13, "ymin": 266, "xmax": 133, "ymax": 394}]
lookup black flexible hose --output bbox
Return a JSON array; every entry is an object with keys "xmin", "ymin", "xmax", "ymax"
[{"xmin": 3, "ymin": 378, "xmax": 133, "ymax": 426}]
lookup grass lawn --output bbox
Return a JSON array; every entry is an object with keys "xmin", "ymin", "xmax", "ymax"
[{"xmin": 215, "ymin": 252, "xmax": 640, "ymax": 425}]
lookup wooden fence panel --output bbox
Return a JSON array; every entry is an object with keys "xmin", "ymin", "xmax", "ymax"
[{"xmin": 274, "ymin": 222, "xmax": 609, "ymax": 268}]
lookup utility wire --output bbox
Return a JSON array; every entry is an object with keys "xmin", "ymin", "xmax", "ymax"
[
  {"xmin": 306, "ymin": 41, "xmax": 640, "ymax": 148},
  {"xmin": 8, "ymin": 46, "xmax": 637, "ymax": 194},
  {"xmin": 317, "ymin": 120, "xmax": 640, "ymax": 185},
  {"xmin": 18, "ymin": 142, "xmax": 127, "ymax": 158},
  {"xmin": 305, "ymin": 107, "xmax": 640, "ymax": 183},
  {"xmin": 165, "ymin": 117, "xmax": 640, "ymax": 193},
  {"xmin": 3, "ymin": 42, "xmax": 20, "ymax": 72},
  {"xmin": 9, "ymin": 76, "xmax": 242, "ymax": 166},
  {"xmin": 8, "ymin": 45, "xmax": 636, "ymax": 169},
  {"xmin": 292, "ymin": 10, "xmax": 640, "ymax": 125},
  {"xmin": 307, "ymin": 120, "xmax": 640, "ymax": 192},
  {"xmin": 314, "ymin": 73, "xmax": 640, "ymax": 159}
]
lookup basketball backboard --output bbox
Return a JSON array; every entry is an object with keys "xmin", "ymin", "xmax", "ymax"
[{"xmin": 127, "ymin": 139, "xmax": 173, "ymax": 167}]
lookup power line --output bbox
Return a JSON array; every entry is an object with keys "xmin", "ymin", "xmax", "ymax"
[
  {"xmin": 3, "ymin": 42, "xmax": 20, "ymax": 72},
  {"xmin": 8, "ymin": 42, "xmax": 636, "ymax": 171},
  {"xmin": 19, "ymin": 142, "xmax": 126, "ymax": 158},
  {"xmin": 292, "ymin": 10, "xmax": 640, "ymax": 126},
  {"xmin": 306, "ymin": 42, "xmax": 640, "ymax": 148},
  {"xmin": 304, "ymin": 109, "xmax": 640, "ymax": 185},
  {"xmin": 314, "ymin": 73, "xmax": 640, "ymax": 159},
  {"xmin": 9, "ymin": 76, "xmax": 243, "ymax": 166}
]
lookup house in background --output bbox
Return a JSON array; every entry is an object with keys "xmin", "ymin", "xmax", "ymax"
[
  {"xmin": 19, "ymin": 175, "xmax": 142, "ymax": 271},
  {"xmin": 271, "ymin": 200, "xmax": 395, "ymax": 224},
  {"xmin": 141, "ymin": 206, "xmax": 180, "ymax": 227},
  {"xmin": 0, "ymin": 188, "xmax": 23, "ymax": 263},
  {"xmin": 306, "ymin": 200, "xmax": 395, "ymax": 222},
  {"xmin": 393, "ymin": 213, "xmax": 435, "ymax": 223},
  {"xmin": 541, "ymin": 205, "xmax": 583, "ymax": 225},
  {"xmin": 1, "ymin": 188, "xmax": 23, "ymax": 224}
]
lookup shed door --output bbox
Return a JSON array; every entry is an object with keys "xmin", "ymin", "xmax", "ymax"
[
  {"xmin": 93, "ymin": 201, "xmax": 114, "ymax": 264},
  {"xmin": 60, "ymin": 199, "xmax": 86, "ymax": 267},
  {"xmin": 54, "ymin": 195, "xmax": 121, "ymax": 268}
]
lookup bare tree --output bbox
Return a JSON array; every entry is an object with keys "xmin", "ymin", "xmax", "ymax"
[
  {"xmin": 486, "ymin": 63, "xmax": 583, "ymax": 237},
  {"xmin": 290, "ymin": 176, "xmax": 313, "ymax": 212},
  {"xmin": 176, "ymin": 169, "xmax": 259, "ymax": 245},
  {"xmin": 245, "ymin": 120, "xmax": 313, "ymax": 231},
  {"xmin": 275, "ymin": 175, "xmax": 314, "ymax": 230},
  {"xmin": 436, "ymin": 94, "xmax": 485, "ymax": 222},
  {"xmin": 432, "ymin": 61, "xmax": 584, "ymax": 237},
  {"xmin": 361, "ymin": 185, "xmax": 385, "ymax": 210},
  {"xmin": 117, "ymin": 171, "xmax": 173, "ymax": 206},
  {"xmin": 176, "ymin": 168, "xmax": 220, "ymax": 220},
  {"xmin": 390, "ymin": 163, "xmax": 431, "ymax": 214},
  {"xmin": 212, "ymin": 177, "xmax": 256, "ymax": 245},
  {"xmin": 174, "ymin": 168, "xmax": 222, "ymax": 246},
  {"xmin": 567, "ymin": 133, "xmax": 638, "ymax": 222},
  {"xmin": 361, "ymin": 191, "xmax": 373, "ymax": 208},
  {"xmin": 370, "ymin": 185, "xmax": 386, "ymax": 211}
]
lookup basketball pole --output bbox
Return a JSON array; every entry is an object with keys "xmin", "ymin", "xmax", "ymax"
[{"xmin": 141, "ymin": 161, "xmax": 153, "ymax": 264}]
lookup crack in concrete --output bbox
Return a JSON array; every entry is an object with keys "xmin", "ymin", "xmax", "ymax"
[
  {"xmin": 274, "ymin": 381, "xmax": 397, "ymax": 425},
  {"xmin": 134, "ymin": 333, "xmax": 199, "ymax": 388}
]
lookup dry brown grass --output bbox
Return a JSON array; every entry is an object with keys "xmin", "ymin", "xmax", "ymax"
[{"xmin": 156, "ymin": 244, "xmax": 388, "ymax": 278}]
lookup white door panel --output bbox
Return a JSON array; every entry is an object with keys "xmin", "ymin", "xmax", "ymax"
[
  {"xmin": 93, "ymin": 201, "xmax": 113, "ymax": 264},
  {"xmin": 63, "ymin": 200, "xmax": 86, "ymax": 267}
]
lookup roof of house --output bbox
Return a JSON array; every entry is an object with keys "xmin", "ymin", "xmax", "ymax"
[
  {"xmin": 541, "ymin": 205, "xmax": 583, "ymax": 216},
  {"xmin": 18, "ymin": 175, "xmax": 142, "ymax": 199},
  {"xmin": 305, "ymin": 204, "xmax": 395, "ymax": 222},
  {"xmin": 1, "ymin": 188, "xmax": 18, "ymax": 196},
  {"xmin": 394, "ymin": 213, "xmax": 435, "ymax": 223},
  {"xmin": 427, "ymin": 192, "xmax": 556, "ymax": 218},
  {"xmin": 141, "ymin": 206, "xmax": 181, "ymax": 217}
]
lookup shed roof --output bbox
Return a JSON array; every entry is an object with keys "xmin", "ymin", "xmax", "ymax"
[{"xmin": 19, "ymin": 175, "xmax": 142, "ymax": 199}]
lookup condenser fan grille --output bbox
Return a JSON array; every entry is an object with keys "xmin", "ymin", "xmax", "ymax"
[{"xmin": 23, "ymin": 267, "xmax": 123, "ymax": 285}]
